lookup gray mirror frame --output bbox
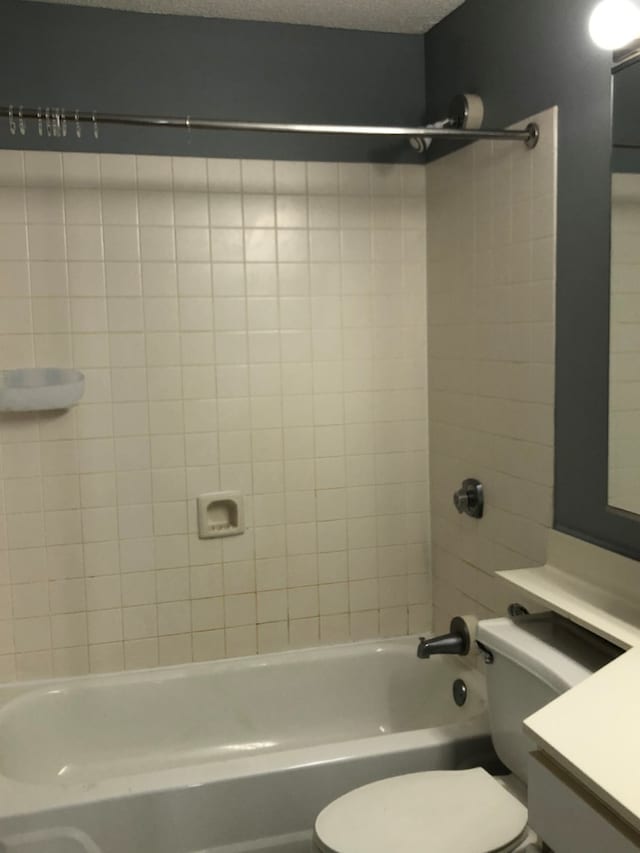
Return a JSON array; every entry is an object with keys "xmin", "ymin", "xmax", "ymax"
[{"xmin": 556, "ymin": 53, "xmax": 640, "ymax": 560}]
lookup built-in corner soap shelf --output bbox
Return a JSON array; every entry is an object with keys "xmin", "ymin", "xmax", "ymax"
[
  {"xmin": 197, "ymin": 491, "xmax": 245, "ymax": 540},
  {"xmin": 0, "ymin": 368, "xmax": 85, "ymax": 412}
]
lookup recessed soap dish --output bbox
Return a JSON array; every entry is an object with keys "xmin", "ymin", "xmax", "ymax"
[
  {"xmin": 197, "ymin": 491, "xmax": 245, "ymax": 539},
  {"xmin": 0, "ymin": 368, "xmax": 85, "ymax": 412}
]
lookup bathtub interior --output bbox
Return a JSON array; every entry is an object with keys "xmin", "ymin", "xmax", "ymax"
[
  {"xmin": 0, "ymin": 639, "xmax": 495, "ymax": 852},
  {"xmin": 0, "ymin": 640, "xmax": 485, "ymax": 787}
]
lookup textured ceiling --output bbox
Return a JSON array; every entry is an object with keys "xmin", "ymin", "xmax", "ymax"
[{"xmin": 25, "ymin": 0, "xmax": 467, "ymax": 33}]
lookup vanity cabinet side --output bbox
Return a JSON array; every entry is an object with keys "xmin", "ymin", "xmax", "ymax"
[{"xmin": 528, "ymin": 753, "xmax": 640, "ymax": 852}]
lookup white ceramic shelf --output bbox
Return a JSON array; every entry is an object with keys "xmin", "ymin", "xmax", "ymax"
[
  {"xmin": 498, "ymin": 531, "xmax": 640, "ymax": 650},
  {"xmin": 499, "ymin": 565, "xmax": 640, "ymax": 649},
  {"xmin": 0, "ymin": 368, "xmax": 85, "ymax": 412}
]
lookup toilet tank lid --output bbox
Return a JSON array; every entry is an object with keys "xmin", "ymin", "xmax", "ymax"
[{"xmin": 476, "ymin": 614, "xmax": 621, "ymax": 693}]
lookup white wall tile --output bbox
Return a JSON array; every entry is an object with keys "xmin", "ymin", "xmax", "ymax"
[
  {"xmin": 0, "ymin": 148, "xmax": 430, "ymax": 678},
  {"xmin": 427, "ymin": 108, "xmax": 557, "ymax": 629}
]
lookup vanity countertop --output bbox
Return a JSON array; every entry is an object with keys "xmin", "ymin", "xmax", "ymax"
[
  {"xmin": 499, "ymin": 531, "xmax": 640, "ymax": 836},
  {"xmin": 524, "ymin": 645, "xmax": 640, "ymax": 835}
]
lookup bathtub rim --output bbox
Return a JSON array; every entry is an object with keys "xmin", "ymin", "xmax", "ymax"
[{"xmin": 0, "ymin": 635, "xmax": 443, "ymax": 708}]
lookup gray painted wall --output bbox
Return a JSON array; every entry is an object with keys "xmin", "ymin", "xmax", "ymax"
[
  {"xmin": 613, "ymin": 59, "xmax": 640, "ymax": 147},
  {"xmin": 0, "ymin": 0, "xmax": 425, "ymax": 163},
  {"xmin": 611, "ymin": 148, "xmax": 640, "ymax": 173},
  {"xmin": 612, "ymin": 60, "xmax": 640, "ymax": 173},
  {"xmin": 424, "ymin": 1, "xmax": 640, "ymax": 559}
]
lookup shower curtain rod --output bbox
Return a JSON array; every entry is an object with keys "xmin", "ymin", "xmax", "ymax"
[{"xmin": 3, "ymin": 105, "xmax": 540, "ymax": 150}]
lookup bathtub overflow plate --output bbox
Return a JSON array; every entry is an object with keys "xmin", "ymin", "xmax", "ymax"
[{"xmin": 452, "ymin": 678, "xmax": 468, "ymax": 707}]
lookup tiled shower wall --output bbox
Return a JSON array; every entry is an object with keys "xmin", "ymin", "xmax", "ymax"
[
  {"xmin": 0, "ymin": 150, "xmax": 429, "ymax": 681},
  {"xmin": 427, "ymin": 109, "xmax": 557, "ymax": 631},
  {"xmin": 609, "ymin": 173, "xmax": 640, "ymax": 515}
]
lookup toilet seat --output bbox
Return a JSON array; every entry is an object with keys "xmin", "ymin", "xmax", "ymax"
[{"xmin": 313, "ymin": 768, "xmax": 529, "ymax": 853}]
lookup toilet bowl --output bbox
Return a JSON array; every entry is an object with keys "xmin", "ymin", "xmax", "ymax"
[{"xmin": 313, "ymin": 613, "xmax": 618, "ymax": 853}]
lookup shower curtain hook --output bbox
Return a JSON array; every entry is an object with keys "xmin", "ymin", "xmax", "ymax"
[
  {"xmin": 37, "ymin": 107, "xmax": 43, "ymax": 137},
  {"xmin": 18, "ymin": 106, "xmax": 26, "ymax": 136},
  {"xmin": 185, "ymin": 114, "xmax": 192, "ymax": 143},
  {"xmin": 61, "ymin": 108, "xmax": 67, "ymax": 137},
  {"xmin": 92, "ymin": 111, "xmax": 99, "ymax": 140},
  {"xmin": 75, "ymin": 109, "xmax": 81, "ymax": 139},
  {"xmin": 45, "ymin": 107, "xmax": 52, "ymax": 137},
  {"xmin": 8, "ymin": 105, "xmax": 16, "ymax": 135}
]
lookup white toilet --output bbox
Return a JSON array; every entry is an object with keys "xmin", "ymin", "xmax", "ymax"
[{"xmin": 313, "ymin": 613, "xmax": 618, "ymax": 853}]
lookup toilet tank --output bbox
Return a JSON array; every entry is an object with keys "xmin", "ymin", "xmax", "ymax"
[{"xmin": 476, "ymin": 614, "xmax": 620, "ymax": 785}]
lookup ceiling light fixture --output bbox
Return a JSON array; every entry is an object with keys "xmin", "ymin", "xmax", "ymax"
[{"xmin": 589, "ymin": 0, "xmax": 640, "ymax": 50}]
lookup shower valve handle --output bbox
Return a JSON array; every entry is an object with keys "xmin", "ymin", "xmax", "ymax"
[{"xmin": 453, "ymin": 479, "xmax": 484, "ymax": 519}]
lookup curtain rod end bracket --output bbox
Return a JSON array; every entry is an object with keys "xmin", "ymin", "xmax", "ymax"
[{"xmin": 526, "ymin": 123, "xmax": 540, "ymax": 149}]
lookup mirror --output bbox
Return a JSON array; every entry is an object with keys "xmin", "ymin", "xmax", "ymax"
[{"xmin": 609, "ymin": 54, "xmax": 640, "ymax": 515}]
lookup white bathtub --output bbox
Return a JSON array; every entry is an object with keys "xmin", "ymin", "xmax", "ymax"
[{"xmin": 0, "ymin": 638, "xmax": 492, "ymax": 853}]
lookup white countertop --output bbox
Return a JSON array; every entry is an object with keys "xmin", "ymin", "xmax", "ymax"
[
  {"xmin": 498, "ymin": 532, "xmax": 640, "ymax": 834},
  {"xmin": 524, "ymin": 645, "xmax": 640, "ymax": 835}
]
